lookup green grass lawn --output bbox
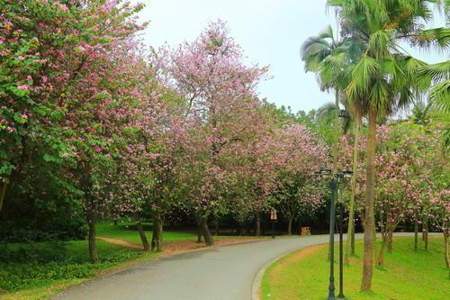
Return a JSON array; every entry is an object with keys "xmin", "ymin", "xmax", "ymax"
[
  {"xmin": 262, "ymin": 237, "xmax": 450, "ymax": 300},
  {"xmin": 0, "ymin": 222, "xmax": 172, "ymax": 300},
  {"xmin": 96, "ymin": 222, "xmax": 196, "ymax": 245}
]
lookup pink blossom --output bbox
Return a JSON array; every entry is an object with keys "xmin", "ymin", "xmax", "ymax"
[
  {"xmin": 102, "ymin": 0, "xmax": 118, "ymax": 12},
  {"xmin": 94, "ymin": 146, "xmax": 103, "ymax": 153},
  {"xmin": 17, "ymin": 85, "xmax": 30, "ymax": 91}
]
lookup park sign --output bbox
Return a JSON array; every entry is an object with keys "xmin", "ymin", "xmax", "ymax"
[{"xmin": 270, "ymin": 208, "xmax": 278, "ymax": 221}]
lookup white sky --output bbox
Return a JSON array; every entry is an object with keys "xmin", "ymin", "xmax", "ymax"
[{"xmin": 136, "ymin": 0, "xmax": 447, "ymax": 113}]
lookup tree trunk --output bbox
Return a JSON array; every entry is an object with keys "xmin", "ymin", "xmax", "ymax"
[
  {"xmin": 387, "ymin": 230, "xmax": 393, "ymax": 253},
  {"xmin": 0, "ymin": 181, "xmax": 7, "ymax": 213},
  {"xmin": 332, "ymin": 90, "xmax": 340, "ymax": 173},
  {"xmin": 151, "ymin": 214, "xmax": 163, "ymax": 252},
  {"xmin": 197, "ymin": 229, "xmax": 203, "ymax": 243},
  {"xmin": 197, "ymin": 218, "xmax": 203, "ymax": 243},
  {"xmin": 136, "ymin": 222, "xmax": 150, "ymax": 252},
  {"xmin": 255, "ymin": 213, "xmax": 261, "ymax": 236},
  {"xmin": 377, "ymin": 232, "xmax": 387, "ymax": 267},
  {"xmin": 414, "ymin": 220, "xmax": 419, "ymax": 251},
  {"xmin": 87, "ymin": 215, "xmax": 98, "ymax": 263},
  {"xmin": 443, "ymin": 219, "xmax": 449, "ymax": 269},
  {"xmin": 200, "ymin": 217, "xmax": 213, "ymax": 246},
  {"xmin": 444, "ymin": 231, "xmax": 449, "ymax": 269},
  {"xmin": 214, "ymin": 218, "xmax": 219, "ymax": 236},
  {"xmin": 346, "ymin": 114, "xmax": 360, "ymax": 264},
  {"xmin": 361, "ymin": 108, "xmax": 377, "ymax": 292},
  {"xmin": 423, "ymin": 216, "xmax": 429, "ymax": 251},
  {"xmin": 287, "ymin": 216, "xmax": 293, "ymax": 235}
]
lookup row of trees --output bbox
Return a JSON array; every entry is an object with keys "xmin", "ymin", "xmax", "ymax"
[
  {"xmin": 1, "ymin": 3, "xmax": 448, "ymax": 288},
  {"xmin": 0, "ymin": 1, "xmax": 327, "ymax": 262},
  {"xmin": 302, "ymin": 0, "xmax": 449, "ymax": 291}
]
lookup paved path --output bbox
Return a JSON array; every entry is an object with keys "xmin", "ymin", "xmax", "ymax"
[{"xmin": 55, "ymin": 235, "xmax": 336, "ymax": 300}]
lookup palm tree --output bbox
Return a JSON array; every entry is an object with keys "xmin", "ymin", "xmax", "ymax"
[
  {"xmin": 417, "ymin": 61, "xmax": 450, "ymax": 146},
  {"xmin": 328, "ymin": 0, "xmax": 436, "ymax": 291},
  {"xmin": 427, "ymin": 61, "xmax": 450, "ymax": 111},
  {"xmin": 415, "ymin": 1, "xmax": 450, "ymax": 143},
  {"xmin": 302, "ymin": 24, "xmax": 366, "ymax": 262},
  {"xmin": 301, "ymin": 26, "xmax": 345, "ymax": 107},
  {"xmin": 301, "ymin": 26, "xmax": 356, "ymax": 188}
]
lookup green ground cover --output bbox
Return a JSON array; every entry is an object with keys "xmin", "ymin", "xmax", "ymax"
[
  {"xmin": 0, "ymin": 239, "xmax": 153, "ymax": 300},
  {"xmin": 262, "ymin": 237, "xmax": 449, "ymax": 300},
  {"xmin": 96, "ymin": 222, "xmax": 196, "ymax": 245},
  {"xmin": 0, "ymin": 222, "xmax": 193, "ymax": 300}
]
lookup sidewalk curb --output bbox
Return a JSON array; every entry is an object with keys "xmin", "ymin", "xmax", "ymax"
[{"xmin": 251, "ymin": 242, "xmax": 327, "ymax": 300}]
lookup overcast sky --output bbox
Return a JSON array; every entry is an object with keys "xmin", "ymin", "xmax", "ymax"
[{"xmin": 136, "ymin": 0, "xmax": 447, "ymax": 113}]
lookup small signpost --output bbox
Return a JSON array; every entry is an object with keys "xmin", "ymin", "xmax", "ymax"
[
  {"xmin": 270, "ymin": 208, "xmax": 277, "ymax": 221},
  {"xmin": 270, "ymin": 208, "xmax": 277, "ymax": 239}
]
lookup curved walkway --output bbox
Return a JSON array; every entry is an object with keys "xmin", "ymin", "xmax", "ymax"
[{"xmin": 54, "ymin": 234, "xmax": 345, "ymax": 300}]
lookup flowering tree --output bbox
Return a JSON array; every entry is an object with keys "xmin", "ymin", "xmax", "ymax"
[
  {"xmin": 0, "ymin": 0, "xmax": 76, "ymax": 212},
  {"xmin": 375, "ymin": 143, "xmax": 417, "ymax": 266},
  {"xmin": 51, "ymin": 0, "xmax": 146, "ymax": 262},
  {"xmin": 432, "ymin": 190, "xmax": 450, "ymax": 268},
  {"xmin": 272, "ymin": 124, "xmax": 327, "ymax": 235},
  {"xmin": 115, "ymin": 104, "xmax": 190, "ymax": 252},
  {"xmin": 368, "ymin": 122, "xmax": 448, "ymax": 266},
  {"xmin": 156, "ymin": 20, "xmax": 268, "ymax": 245},
  {"xmin": 235, "ymin": 130, "xmax": 279, "ymax": 236}
]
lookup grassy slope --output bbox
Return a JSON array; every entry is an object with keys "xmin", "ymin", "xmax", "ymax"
[
  {"xmin": 0, "ymin": 222, "xmax": 196, "ymax": 300},
  {"xmin": 262, "ymin": 237, "xmax": 450, "ymax": 300}
]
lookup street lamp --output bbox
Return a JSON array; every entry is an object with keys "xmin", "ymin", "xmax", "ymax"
[
  {"xmin": 315, "ymin": 168, "xmax": 352, "ymax": 300},
  {"xmin": 270, "ymin": 208, "xmax": 277, "ymax": 239},
  {"xmin": 337, "ymin": 170, "xmax": 352, "ymax": 300}
]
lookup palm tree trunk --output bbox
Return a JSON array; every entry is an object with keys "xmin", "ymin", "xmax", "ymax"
[
  {"xmin": 332, "ymin": 90, "xmax": 340, "ymax": 173},
  {"xmin": 346, "ymin": 114, "xmax": 361, "ymax": 264},
  {"xmin": 361, "ymin": 108, "xmax": 377, "ymax": 291}
]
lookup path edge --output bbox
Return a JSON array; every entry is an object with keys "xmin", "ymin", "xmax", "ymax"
[
  {"xmin": 53, "ymin": 237, "xmax": 268, "ymax": 300},
  {"xmin": 251, "ymin": 242, "xmax": 327, "ymax": 300}
]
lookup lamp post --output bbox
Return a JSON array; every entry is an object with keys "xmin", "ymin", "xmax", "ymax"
[
  {"xmin": 328, "ymin": 176, "xmax": 337, "ymax": 300},
  {"xmin": 316, "ymin": 168, "xmax": 352, "ymax": 300},
  {"xmin": 315, "ymin": 109, "xmax": 352, "ymax": 300},
  {"xmin": 338, "ymin": 197, "xmax": 345, "ymax": 299}
]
